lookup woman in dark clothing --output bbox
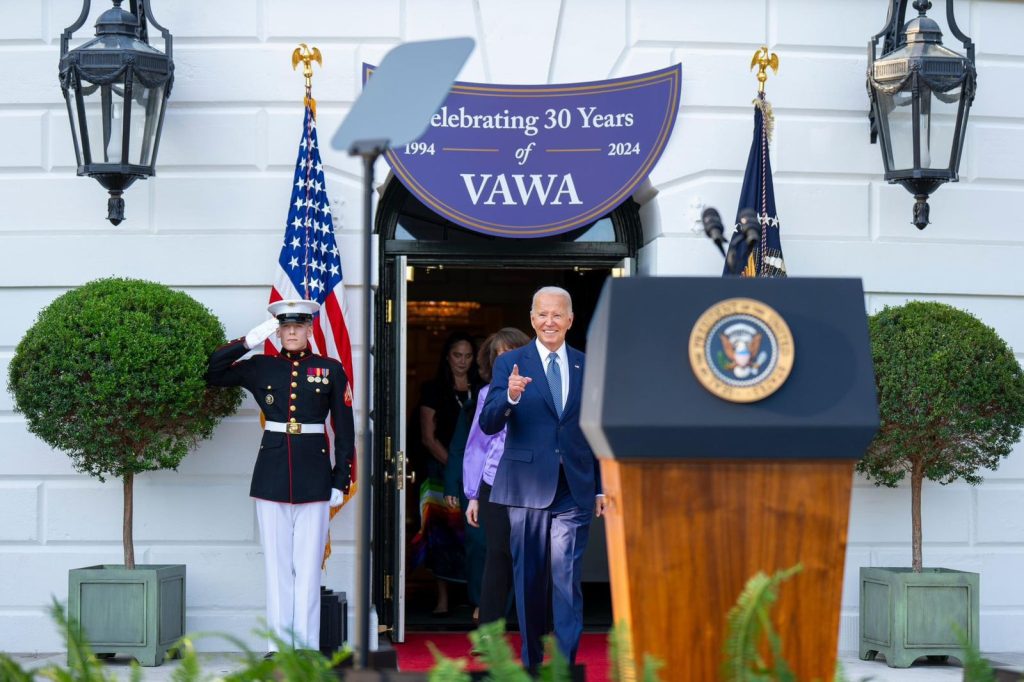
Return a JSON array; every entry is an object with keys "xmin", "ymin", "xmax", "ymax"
[{"xmin": 415, "ymin": 332, "xmax": 479, "ymax": 615}]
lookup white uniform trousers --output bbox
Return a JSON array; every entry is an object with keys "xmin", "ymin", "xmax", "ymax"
[{"xmin": 255, "ymin": 499, "xmax": 330, "ymax": 651}]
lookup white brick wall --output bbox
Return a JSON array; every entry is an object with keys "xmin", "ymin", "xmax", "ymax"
[{"xmin": 1, "ymin": 0, "xmax": 1022, "ymax": 655}]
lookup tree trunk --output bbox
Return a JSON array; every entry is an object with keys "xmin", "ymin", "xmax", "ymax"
[
  {"xmin": 910, "ymin": 457, "xmax": 923, "ymax": 573},
  {"xmin": 123, "ymin": 472, "xmax": 135, "ymax": 570}
]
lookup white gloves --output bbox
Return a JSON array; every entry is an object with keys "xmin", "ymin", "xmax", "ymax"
[
  {"xmin": 244, "ymin": 318, "xmax": 279, "ymax": 349},
  {"xmin": 329, "ymin": 488, "xmax": 343, "ymax": 507}
]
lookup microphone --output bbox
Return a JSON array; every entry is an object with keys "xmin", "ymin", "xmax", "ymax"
[
  {"xmin": 701, "ymin": 207, "xmax": 726, "ymax": 257},
  {"xmin": 725, "ymin": 208, "xmax": 761, "ymax": 275},
  {"xmin": 738, "ymin": 207, "xmax": 761, "ymax": 248}
]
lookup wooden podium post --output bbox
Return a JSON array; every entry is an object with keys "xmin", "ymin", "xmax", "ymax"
[{"xmin": 581, "ymin": 277, "xmax": 879, "ymax": 680}]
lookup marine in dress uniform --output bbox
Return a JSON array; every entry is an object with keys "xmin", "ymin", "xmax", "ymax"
[{"xmin": 205, "ymin": 299, "xmax": 354, "ymax": 653}]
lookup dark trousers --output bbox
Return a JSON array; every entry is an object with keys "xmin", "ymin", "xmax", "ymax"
[
  {"xmin": 507, "ymin": 471, "xmax": 591, "ymax": 670},
  {"xmin": 477, "ymin": 482, "xmax": 514, "ymax": 625}
]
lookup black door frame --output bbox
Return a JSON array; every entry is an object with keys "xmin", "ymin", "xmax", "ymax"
[{"xmin": 371, "ymin": 179, "xmax": 642, "ymax": 635}]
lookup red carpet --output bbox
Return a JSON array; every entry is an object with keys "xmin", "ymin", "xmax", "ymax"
[{"xmin": 394, "ymin": 631, "xmax": 610, "ymax": 680}]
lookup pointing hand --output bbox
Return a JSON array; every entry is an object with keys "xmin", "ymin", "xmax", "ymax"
[{"xmin": 508, "ymin": 363, "xmax": 533, "ymax": 401}]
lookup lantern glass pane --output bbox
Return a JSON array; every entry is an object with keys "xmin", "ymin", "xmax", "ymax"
[
  {"xmin": 81, "ymin": 79, "xmax": 129, "ymax": 164},
  {"xmin": 951, "ymin": 95, "xmax": 971, "ymax": 175},
  {"xmin": 63, "ymin": 85, "xmax": 85, "ymax": 167},
  {"xmin": 127, "ymin": 80, "xmax": 164, "ymax": 167},
  {"xmin": 921, "ymin": 83, "xmax": 962, "ymax": 171},
  {"xmin": 877, "ymin": 89, "xmax": 915, "ymax": 172}
]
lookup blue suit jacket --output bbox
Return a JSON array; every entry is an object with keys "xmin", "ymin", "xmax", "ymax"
[{"xmin": 479, "ymin": 341, "xmax": 600, "ymax": 512}]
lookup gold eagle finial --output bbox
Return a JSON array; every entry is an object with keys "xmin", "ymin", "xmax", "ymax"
[
  {"xmin": 292, "ymin": 43, "xmax": 323, "ymax": 118},
  {"xmin": 750, "ymin": 46, "xmax": 779, "ymax": 94}
]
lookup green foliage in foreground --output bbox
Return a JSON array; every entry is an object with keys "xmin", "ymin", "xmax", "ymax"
[
  {"xmin": 24, "ymin": 573, "xmax": 1024, "ymax": 681},
  {"xmin": 0, "ymin": 599, "xmax": 348, "ymax": 681},
  {"xmin": 426, "ymin": 619, "xmax": 572, "ymax": 681}
]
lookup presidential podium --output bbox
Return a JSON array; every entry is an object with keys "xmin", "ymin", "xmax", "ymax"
[{"xmin": 580, "ymin": 277, "xmax": 879, "ymax": 680}]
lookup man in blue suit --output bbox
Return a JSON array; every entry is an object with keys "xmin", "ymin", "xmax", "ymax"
[{"xmin": 480, "ymin": 286, "xmax": 606, "ymax": 671}]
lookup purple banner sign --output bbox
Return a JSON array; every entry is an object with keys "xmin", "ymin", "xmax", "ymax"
[{"xmin": 364, "ymin": 64, "xmax": 681, "ymax": 238}]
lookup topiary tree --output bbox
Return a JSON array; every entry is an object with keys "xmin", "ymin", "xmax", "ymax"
[
  {"xmin": 7, "ymin": 278, "xmax": 242, "ymax": 569},
  {"xmin": 859, "ymin": 301, "xmax": 1024, "ymax": 572}
]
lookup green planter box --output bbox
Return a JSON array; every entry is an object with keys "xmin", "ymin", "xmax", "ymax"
[
  {"xmin": 859, "ymin": 566, "xmax": 979, "ymax": 668},
  {"xmin": 68, "ymin": 564, "xmax": 186, "ymax": 667}
]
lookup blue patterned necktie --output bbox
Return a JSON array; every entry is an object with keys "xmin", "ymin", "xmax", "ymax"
[{"xmin": 547, "ymin": 351, "xmax": 563, "ymax": 418}]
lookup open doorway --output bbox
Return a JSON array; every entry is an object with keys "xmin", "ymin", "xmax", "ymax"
[
  {"xmin": 401, "ymin": 265, "xmax": 612, "ymax": 632},
  {"xmin": 372, "ymin": 179, "xmax": 640, "ymax": 641}
]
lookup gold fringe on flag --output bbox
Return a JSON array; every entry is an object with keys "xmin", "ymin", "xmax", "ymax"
[
  {"xmin": 322, "ymin": 480, "xmax": 357, "ymax": 569},
  {"xmin": 752, "ymin": 96, "xmax": 775, "ymax": 145}
]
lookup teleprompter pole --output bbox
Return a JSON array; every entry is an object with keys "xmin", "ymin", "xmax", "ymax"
[
  {"xmin": 354, "ymin": 143, "xmax": 383, "ymax": 669},
  {"xmin": 330, "ymin": 37, "xmax": 475, "ymax": 669}
]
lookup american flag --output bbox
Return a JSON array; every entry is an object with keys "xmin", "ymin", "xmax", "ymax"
[{"xmin": 265, "ymin": 103, "xmax": 357, "ymax": 512}]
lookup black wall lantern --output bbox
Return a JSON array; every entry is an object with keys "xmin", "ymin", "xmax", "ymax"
[
  {"xmin": 59, "ymin": 0, "xmax": 173, "ymax": 226},
  {"xmin": 867, "ymin": 0, "xmax": 976, "ymax": 229}
]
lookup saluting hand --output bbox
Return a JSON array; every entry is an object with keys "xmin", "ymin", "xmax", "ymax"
[
  {"xmin": 507, "ymin": 363, "xmax": 533, "ymax": 401},
  {"xmin": 244, "ymin": 318, "xmax": 279, "ymax": 350}
]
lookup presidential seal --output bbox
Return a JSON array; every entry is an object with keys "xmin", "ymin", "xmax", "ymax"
[{"xmin": 688, "ymin": 298, "xmax": 794, "ymax": 403}]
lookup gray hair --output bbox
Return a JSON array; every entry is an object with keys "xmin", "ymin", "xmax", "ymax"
[{"xmin": 531, "ymin": 286, "xmax": 573, "ymax": 314}]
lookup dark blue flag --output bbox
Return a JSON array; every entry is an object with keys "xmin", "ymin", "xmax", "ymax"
[{"xmin": 723, "ymin": 93, "xmax": 787, "ymax": 277}]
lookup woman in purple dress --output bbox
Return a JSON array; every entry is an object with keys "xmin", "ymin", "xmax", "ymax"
[{"xmin": 463, "ymin": 327, "xmax": 531, "ymax": 625}]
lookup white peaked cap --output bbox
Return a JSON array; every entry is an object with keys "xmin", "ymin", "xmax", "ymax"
[{"xmin": 267, "ymin": 299, "xmax": 320, "ymax": 322}]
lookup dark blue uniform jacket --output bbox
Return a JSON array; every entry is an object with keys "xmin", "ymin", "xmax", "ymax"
[{"xmin": 206, "ymin": 339, "xmax": 354, "ymax": 504}]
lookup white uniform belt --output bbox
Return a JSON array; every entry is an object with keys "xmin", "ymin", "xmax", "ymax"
[{"xmin": 265, "ymin": 421, "xmax": 325, "ymax": 435}]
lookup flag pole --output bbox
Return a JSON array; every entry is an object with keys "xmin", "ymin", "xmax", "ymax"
[
  {"xmin": 290, "ymin": 42, "xmax": 364, "ymax": 655},
  {"xmin": 329, "ymin": 38, "xmax": 476, "ymax": 669},
  {"xmin": 720, "ymin": 47, "xmax": 787, "ymax": 278},
  {"xmin": 293, "ymin": 43, "xmax": 353, "ymax": 572}
]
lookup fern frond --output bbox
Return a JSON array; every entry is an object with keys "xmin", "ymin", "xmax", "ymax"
[
  {"xmin": 608, "ymin": 620, "xmax": 636, "ymax": 682},
  {"xmin": 467, "ymin": 620, "xmax": 530, "ymax": 681},
  {"xmin": 426, "ymin": 641, "xmax": 471, "ymax": 682},
  {"xmin": 169, "ymin": 637, "xmax": 202, "ymax": 682},
  {"xmin": 722, "ymin": 564, "xmax": 802, "ymax": 682},
  {"xmin": 641, "ymin": 653, "xmax": 665, "ymax": 682},
  {"xmin": 538, "ymin": 635, "xmax": 572, "ymax": 682},
  {"xmin": 0, "ymin": 655, "xmax": 34, "ymax": 682},
  {"xmin": 954, "ymin": 624, "xmax": 996, "ymax": 682}
]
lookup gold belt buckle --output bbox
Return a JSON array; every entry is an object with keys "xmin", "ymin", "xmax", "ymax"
[{"xmin": 286, "ymin": 422, "xmax": 302, "ymax": 435}]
